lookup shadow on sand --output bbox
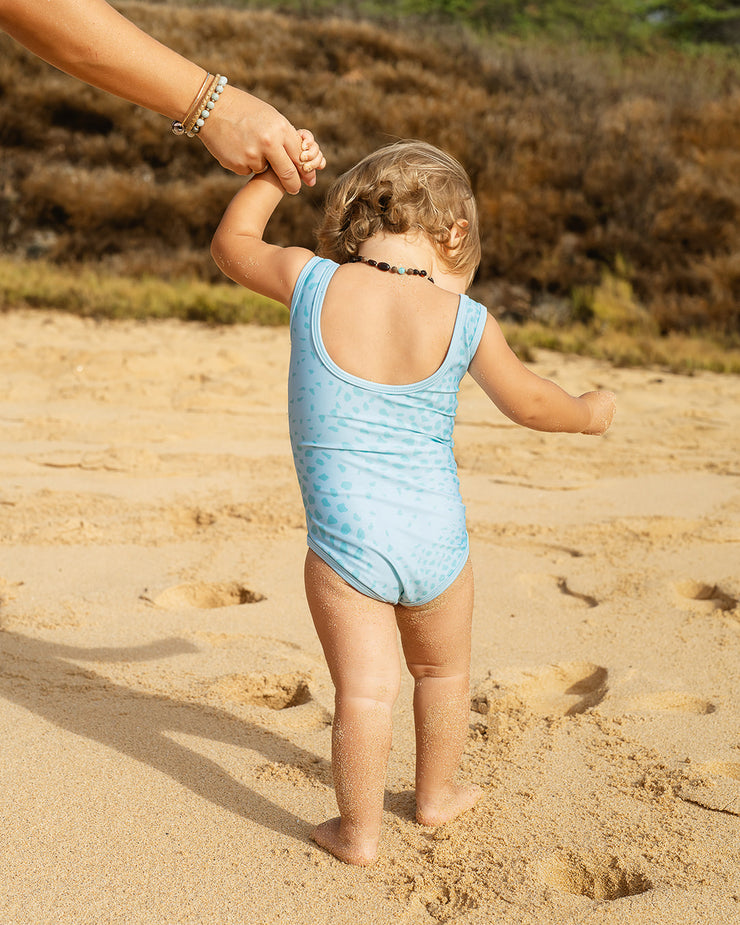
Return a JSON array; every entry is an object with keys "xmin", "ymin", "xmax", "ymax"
[{"xmin": 0, "ymin": 629, "xmax": 330, "ymax": 843}]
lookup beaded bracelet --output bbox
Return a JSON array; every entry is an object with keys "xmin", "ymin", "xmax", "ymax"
[
  {"xmin": 173, "ymin": 72, "xmax": 211, "ymax": 135},
  {"xmin": 171, "ymin": 73, "xmax": 228, "ymax": 137},
  {"xmin": 171, "ymin": 72, "xmax": 211, "ymax": 136},
  {"xmin": 184, "ymin": 73, "xmax": 219, "ymax": 134},
  {"xmin": 187, "ymin": 74, "xmax": 228, "ymax": 136}
]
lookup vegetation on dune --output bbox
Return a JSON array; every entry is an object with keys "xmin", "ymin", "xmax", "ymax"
[
  {"xmin": 0, "ymin": 256, "xmax": 288, "ymax": 325},
  {"xmin": 0, "ymin": 1, "xmax": 738, "ymax": 371},
  {"xmin": 172, "ymin": 0, "xmax": 740, "ymax": 51},
  {"xmin": 3, "ymin": 255, "xmax": 738, "ymax": 373}
]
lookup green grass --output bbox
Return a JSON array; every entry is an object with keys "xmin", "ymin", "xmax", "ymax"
[
  {"xmin": 3, "ymin": 256, "xmax": 738, "ymax": 374},
  {"xmin": 177, "ymin": 0, "xmax": 740, "ymax": 52},
  {"xmin": 0, "ymin": 257, "xmax": 287, "ymax": 325},
  {"xmin": 501, "ymin": 320, "xmax": 740, "ymax": 375}
]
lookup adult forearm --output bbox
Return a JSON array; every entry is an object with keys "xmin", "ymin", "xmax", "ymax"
[{"xmin": 0, "ymin": 0, "xmax": 204, "ymax": 120}]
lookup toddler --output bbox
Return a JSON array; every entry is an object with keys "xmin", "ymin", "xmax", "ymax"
[{"xmin": 212, "ymin": 137, "xmax": 615, "ymax": 866}]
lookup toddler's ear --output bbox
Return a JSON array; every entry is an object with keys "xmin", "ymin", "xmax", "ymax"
[{"xmin": 447, "ymin": 219, "xmax": 469, "ymax": 251}]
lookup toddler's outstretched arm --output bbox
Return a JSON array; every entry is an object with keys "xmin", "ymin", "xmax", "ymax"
[{"xmin": 469, "ymin": 317, "xmax": 616, "ymax": 434}]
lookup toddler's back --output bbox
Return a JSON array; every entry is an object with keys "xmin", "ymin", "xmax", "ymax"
[{"xmin": 318, "ymin": 263, "xmax": 463, "ymax": 386}]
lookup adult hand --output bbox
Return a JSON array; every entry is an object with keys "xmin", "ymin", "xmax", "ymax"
[{"xmin": 200, "ymin": 86, "xmax": 310, "ymax": 193}]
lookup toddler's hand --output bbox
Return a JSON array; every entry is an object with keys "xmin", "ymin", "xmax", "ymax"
[
  {"xmin": 297, "ymin": 129, "xmax": 327, "ymax": 183},
  {"xmin": 580, "ymin": 390, "xmax": 616, "ymax": 435}
]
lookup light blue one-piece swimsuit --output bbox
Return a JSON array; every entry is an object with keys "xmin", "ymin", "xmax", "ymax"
[{"xmin": 289, "ymin": 256, "xmax": 488, "ymax": 606}]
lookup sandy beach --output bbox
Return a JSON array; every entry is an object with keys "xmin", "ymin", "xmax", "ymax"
[{"xmin": 1, "ymin": 308, "xmax": 738, "ymax": 924}]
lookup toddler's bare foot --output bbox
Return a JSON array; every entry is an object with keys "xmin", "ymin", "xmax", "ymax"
[
  {"xmin": 416, "ymin": 784, "xmax": 482, "ymax": 827},
  {"xmin": 311, "ymin": 817, "xmax": 378, "ymax": 866}
]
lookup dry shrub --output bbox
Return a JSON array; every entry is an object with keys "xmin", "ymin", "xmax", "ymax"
[{"xmin": 0, "ymin": 2, "xmax": 738, "ymax": 333}]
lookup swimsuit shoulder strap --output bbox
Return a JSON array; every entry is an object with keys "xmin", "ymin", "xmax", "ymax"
[
  {"xmin": 290, "ymin": 256, "xmax": 339, "ymax": 325},
  {"xmin": 455, "ymin": 294, "xmax": 489, "ymax": 369}
]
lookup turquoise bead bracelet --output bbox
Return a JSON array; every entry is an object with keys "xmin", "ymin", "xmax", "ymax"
[
  {"xmin": 171, "ymin": 73, "xmax": 228, "ymax": 137},
  {"xmin": 188, "ymin": 74, "xmax": 228, "ymax": 137}
]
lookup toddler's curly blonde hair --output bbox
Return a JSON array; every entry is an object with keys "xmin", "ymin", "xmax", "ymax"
[{"xmin": 316, "ymin": 140, "xmax": 480, "ymax": 286}]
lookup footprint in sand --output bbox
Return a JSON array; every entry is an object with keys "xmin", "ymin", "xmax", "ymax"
[
  {"xmin": 676, "ymin": 580, "xmax": 738, "ymax": 613},
  {"xmin": 538, "ymin": 849, "xmax": 652, "ymax": 901},
  {"xmin": 679, "ymin": 761, "xmax": 740, "ymax": 817},
  {"xmin": 472, "ymin": 661, "xmax": 609, "ymax": 720},
  {"xmin": 151, "ymin": 581, "xmax": 265, "ymax": 610},
  {"xmin": 208, "ymin": 672, "xmax": 332, "ymax": 730},
  {"xmin": 622, "ymin": 691, "xmax": 716, "ymax": 715},
  {"xmin": 423, "ymin": 884, "xmax": 478, "ymax": 922},
  {"xmin": 211, "ymin": 671, "xmax": 312, "ymax": 710}
]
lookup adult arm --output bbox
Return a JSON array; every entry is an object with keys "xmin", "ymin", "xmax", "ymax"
[
  {"xmin": 0, "ymin": 0, "xmax": 308, "ymax": 190},
  {"xmin": 468, "ymin": 317, "xmax": 616, "ymax": 435}
]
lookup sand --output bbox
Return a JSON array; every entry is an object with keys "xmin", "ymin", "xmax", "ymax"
[{"xmin": 1, "ymin": 308, "xmax": 738, "ymax": 925}]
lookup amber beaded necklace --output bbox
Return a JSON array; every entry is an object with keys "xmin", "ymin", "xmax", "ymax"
[{"xmin": 349, "ymin": 254, "xmax": 434, "ymax": 284}]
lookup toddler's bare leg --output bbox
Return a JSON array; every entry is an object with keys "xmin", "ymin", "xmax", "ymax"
[
  {"xmin": 304, "ymin": 550, "xmax": 401, "ymax": 865},
  {"xmin": 396, "ymin": 559, "xmax": 481, "ymax": 826}
]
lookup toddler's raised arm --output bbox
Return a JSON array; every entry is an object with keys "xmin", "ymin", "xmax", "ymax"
[
  {"xmin": 211, "ymin": 131, "xmax": 324, "ymax": 305},
  {"xmin": 469, "ymin": 317, "xmax": 616, "ymax": 435}
]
